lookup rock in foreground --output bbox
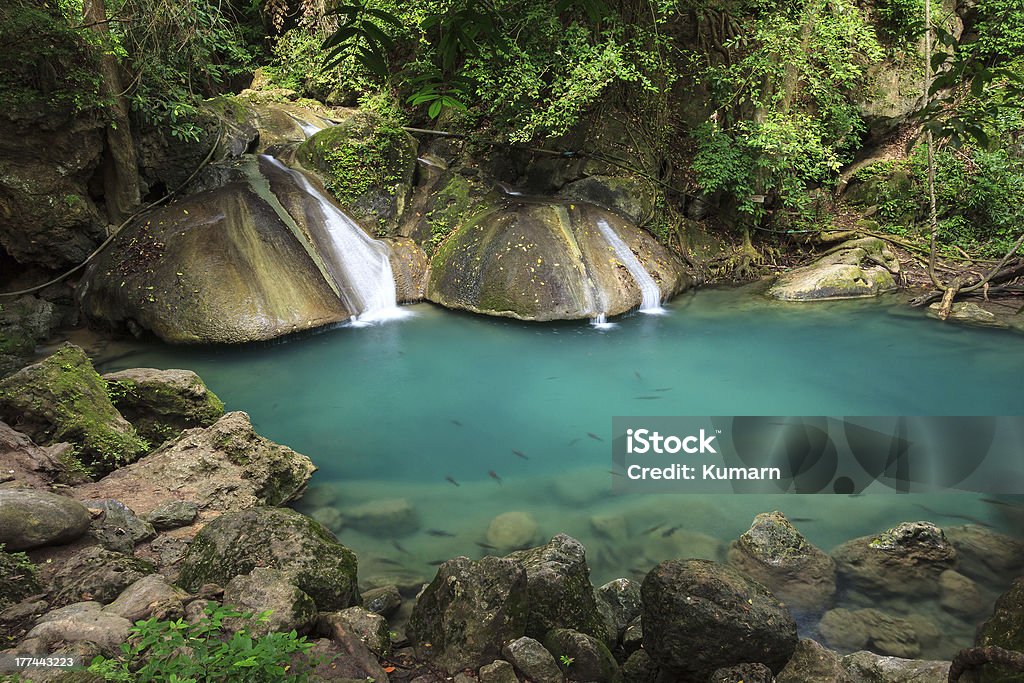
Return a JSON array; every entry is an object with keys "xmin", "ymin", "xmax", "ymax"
[
  {"xmin": 641, "ymin": 559, "xmax": 798, "ymax": 679},
  {"xmin": 0, "ymin": 488, "xmax": 91, "ymax": 551},
  {"xmin": 103, "ymin": 367, "xmax": 224, "ymax": 445},
  {"xmin": 768, "ymin": 237, "xmax": 899, "ymax": 301}
]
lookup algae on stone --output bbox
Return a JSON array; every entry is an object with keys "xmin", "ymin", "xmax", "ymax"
[{"xmin": 0, "ymin": 344, "xmax": 147, "ymax": 475}]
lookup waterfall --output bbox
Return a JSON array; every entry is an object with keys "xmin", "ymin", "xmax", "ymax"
[
  {"xmin": 288, "ymin": 113, "xmax": 324, "ymax": 139},
  {"xmin": 261, "ymin": 155, "xmax": 410, "ymax": 324},
  {"xmin": 594, "ymin": 217, "xmax": 665, "ymax": 317}
]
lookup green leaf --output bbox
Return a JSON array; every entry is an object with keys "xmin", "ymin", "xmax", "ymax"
[{"xmin": 428, "ymin": 99, "xmax": 444, "ymax": 118}]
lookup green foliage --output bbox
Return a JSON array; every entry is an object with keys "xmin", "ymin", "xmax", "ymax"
[
  {"xmin": 0, "ymin": 544, "xmax": 41, "ymax": 610},
  {"xmin": 974, "ymin": 0, "xmax": 1024, "ymax": 61},
  {"xmin": 87, "ymin": 604, "xmax": 315, "ymax": 682},
  {"xmin": 858, "ymin": 145, "xmax": 1024, "ymax": 257},
  {"xmin": 559, "ymin": 654, "xmax": 576, "ymax": 667},
  {"xmin": 691, "ymin": 0, "xmax": 881, "ymax": 223},
  {"xmin": 107, "ymin": 0, "xmax": 262, "ymax": 141},
  {"xmin": 0, "ymin": 1, "xmax": 106, "ymax": 113},
  {"xmin": 875, "ymin": 0, "xmax": 925, "ymax": 42}
]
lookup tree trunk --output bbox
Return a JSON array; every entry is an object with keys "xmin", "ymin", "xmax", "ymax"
[{"xmin": 84, "ymin": 0, "xmax": 140, "ymax": 223}]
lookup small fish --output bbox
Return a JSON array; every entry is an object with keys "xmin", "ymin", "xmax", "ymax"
[
  {"xmin": 450, "ymin": 419, "xmax": 463, "ymax": 427},
  {"xmin": 789, "ymin": 517, "xmax": 817, "ymax": 523},
  {"xmin": 489, "ymin": 470, "xmax": 502, "ymax": 484},
  {"xmin": 427, "ymin": 559, "xmax": 447, "ymax": 566},
  {"xmin": 654, "ymin": 388, "xmax": 673, "ymax": 392},
  {"xmin": 608, "ymin": 470, "xmax": 623, "ymax": 477},
  {"xmin": 661, "ymin": 525, "xmax": 681, "ymax": 538},
  {"xmin": 392, "ymin": 540, "xmax": 411, "ymax": 555},
  {"xmin": 445, "ymin": 476, "xmax": 460, "ymax": 487},
  {"xmin": 426, "ymin": 529, "xmax": 456, "ymax": 537},
  {"xmin": 546, "ymin": 376, "xmax": 558, "ymax": 380},
  {"xmin": 914, "ymin": 504, "xmax": 993, "ymax": 528},
  {"xmin": 376, "ymin": 557, "xmax": 404, "ymax": 566},
  {"xmin": 568, "ymin": 438, "xmax": 580, "ymax": 446},
  {"xmin": 642, "ymin": 523, "xmax": 664, "ymax": 535},
  {"xmin": 634, "ymin": 371, "xmax": 642, "ymax": 380},
  {"xmin": 476, "ymin": 542, "xmax": 498, "ymax": 550},
  {"xmin": 981, "ymin": 498, "xmax": 1024, "ymax": 509},
  {"xmin": 587, "ymin": 432, "xmax": 603, "ymax": 442},
  {"xmin": 634, "ymin": 396, "xmax": 663, "ymax": 400},
  {"xmin": 512, "ymin": 449, "xmax": 529, "ymax": 460}
]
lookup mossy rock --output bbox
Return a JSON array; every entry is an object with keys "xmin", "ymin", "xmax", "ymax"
[
  {"xmin": 298, "ymin": 111, "xmax": 417, "ymax": 235},
  {"xmin": 768, "ymin": 237, "xmax": 900, "ymax": 301},
  {"xmin": 103, "ymin": 368, "xmax": 224, "ymax": 445},
  {"xmin": 974, "ymin": 578, "xmax": 1024, "ymax": 683},
  {"xmin": 177, "ymin": 507, "xmax": 359, "ymax": 611},
  {"xmin": 0, "ymin": 344, "xmax": 147, "ymax": 476},
  {"xmin": 0, "ymin": 545, "xmax": 41, "ymax": 608},
  {"xmin": 427, "ymin": 200, "xmax": 690, "ymax": 321}
]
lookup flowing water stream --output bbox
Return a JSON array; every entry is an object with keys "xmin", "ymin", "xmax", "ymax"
[
  {"xmin": 92, "ymin": 288, "xmax": 1024, "ymax": 658},
  {"xmin": 593, "ymin": 217, "xmax": 664, "ymax": 315}
]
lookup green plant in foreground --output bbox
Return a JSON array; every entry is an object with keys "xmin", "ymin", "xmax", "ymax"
[
  {"xmin": 88, "ymin": 604, "xmax": 314, "ymax": 682},
  {"xmin": 560, "ymin": 654, "xmax": 575, "ymax": 667}
]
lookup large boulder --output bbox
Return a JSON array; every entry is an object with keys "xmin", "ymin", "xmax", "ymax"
[
  {"xmin": 0, "ymin": 344, "xmax": 147, "ymax": 475},
  {"xmin": 102, "ymin": 368, "xmax": 224, "ymax": 445},
  {"xmin": 944, "ymin": 524, "xmax": 1024, "ymax": 588},
  {"xmin": 768, "ymin": 238, "xmax": 899, "ymax": 301},
  {"xmin": 75, "ymin": 411, "xmax": 315, "ymax": 517},
  {"xmin": 408, "ymin": 556, "xmax": 529, "ymax": 672},
  {"xmin": 297, "ymin": 110, "xmax": 417, "ymax": 235},
  {"xmin": 0, "ymin": 420, "xmax": 75, "ymax": 488},
  {"xmin": 177, "ymin": 506, "xmax": 359, "ymax": 611},
  {"xmin": 103, "ymin": 574, "xmax": 188, "ymax": 622},
  {"xmin": 0, "ymin": 296, "xmax": 59, "ymax": 376},
  {"xmin": 79, "ymin": 155, "xmax": 352, "ymax": 344},
  {"xmin": 507, "ymin": 534, "xmax": 615, "ymax": 644},
  {"xmin": 727, "ymin": 511, "xmax": 836, "ymax": 612},
  {"xmin": 832, "ymin": 522, "xmax": 957, "ymax": 599},
  {"xmin": 427, "ymin": 201, "xmax": 690, "ymax": 321},
  {"xmin": 21, "ymin": 602, "xmax": 131, "ymax": 655},
  {"xmin": 0, "ymin": 488, "xmax": 91, "ymax": 550},
  {"xmin": 641, "ymin": 559, "xmax": 798, "ymax": 680}
]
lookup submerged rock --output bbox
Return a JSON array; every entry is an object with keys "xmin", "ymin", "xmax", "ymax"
[
  {"xmin": 768, "ymin": 237, "xmax": 899, "ymax": 301},
  {"xmin": 0, "ymin": 488, "xmax": 91, "ymax": 550},
  {"xmin": 0, "ymin": 344, "xmax": 147, "ymax": 475},
  {"xmin": 507, "ymin": 534, "xmax": 615, "ymax": 644},
  {"xmin": 177, "ymin": 506, "xmax": 359, "ymax": 611},
  {"xmin": 75, "ymin": 411, "xmax": 315, "ymax": 516},
  {"xmin": 927, "ymin": 301, "xmax": 1010, "ymax": 329},
  {"xmin": 641, "ymin": 559, "xmax": 798, "ymax": 680},
  {"xmin": 819, "ymin": 608, "xmax": 920, "ymax": 658},
  {"xmin": 409, "ymin": 556, "xmax": 529, "ymax": 672},
  {"xmin": 944, "ymin": 524, "xmax": 1024, "ymax": 588},
  {"xmin": 727, "ymin": 511, "xmax": 836, "ymax": 612},
  {"xmin": 832, "ymin": 521, "xmax": 957, "ymax": 598},
  {"xmin": 486, "ymin": 510, "xmax": 540, "ymax": 551},
  {"xmin": 427, "ymin": 201, "xmax": 689, "ymax": 321},
  {"xmin": 841, "ymin": 650, "xmax": 950, "ymax": 682},
  {"xmin": 103, "ymin": 368, "xmax": 224, "ymax": 445},
  {"xmin": 342, "ymin": 498, "xmax": 420, "ymax": 536}
]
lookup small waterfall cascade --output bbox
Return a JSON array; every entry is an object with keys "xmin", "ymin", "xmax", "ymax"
[
  {"xmin": 261, "ymin": 155, "xmax": 410, "ymax": 324},
  {"xmin": 288, "ymin": 113, "xmax": 325, "ymax": 139},
  {"xmin": 594, "ymin": 217, "xmax": 665, "ymax": 316}
]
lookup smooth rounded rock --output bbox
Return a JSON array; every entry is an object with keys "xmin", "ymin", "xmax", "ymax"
[
  {"xmin": 223, "ymin": 567, "xmax": 317, "ymax": 637},
  {"xmin": 0, "ymin": 488, "xmax": 91, "ymax": 551},
  {"xmin": 502, "ymin": 636, "xmax": 564, "ymax": 683},
  {"xmin": 486, "ymin": 511, "xmax": 539, "ymax": 551}
]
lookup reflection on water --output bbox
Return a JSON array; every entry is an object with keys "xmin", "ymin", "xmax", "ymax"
[{"xmin": 93, "ymin": 287, "xmax": 1024, "ymax": 658}]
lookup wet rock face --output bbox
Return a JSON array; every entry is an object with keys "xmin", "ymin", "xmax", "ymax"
[
  {"xmin": 409, "ymin": 556, "xmax": 529, "ymax": 673},
  {"xmin": 727, "ymin": 511, "xmax": 837, "ymax": 612},
  {"xmin": 507, "ymin": 534, "xmax": 615, "ymax": 645},
  {"xmin": 0, "ymin": 489, "xmax": 91, "ymax": 551},
  {"xmin": 80, "ymin": 156, "xmax": 353, "ymax": 344},
  {"xmin": 75, "ymin": 411, "xmax": 315, "ymax": 517},
  {"xmin": 0, "ymin": 108, "xmax": 105, "ymax": 270},
  {"xmin": 427, "ymin": 201, "xmax": 690, "ymax": 321},
  {"xmin": 974, "ymin": 577, "xmax": 1024, "ymax": 683},
  {"xmin": 177, "ymin": 506, "xmax": 359, "ymax": 611},
  {"xmin": 640, "ymin": 559, "xmax": 798, "ymax": 680},
  {"xmin": 0, "ymin": 344, "xmax": 147, "ymax": 475},
  {"xmin": 832, "ymin": 521, "xmax": 957, "ymax": 599},
  {"xmin": 102, "ymin": 368, "xmax": 224, "ymax": 446},
  {"xmin": 768, "ymin": 237, "xmax": 899, "ymax": 301}
]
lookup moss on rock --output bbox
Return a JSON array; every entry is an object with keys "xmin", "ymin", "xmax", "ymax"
[
  {"xmin": 103, "ymin": 368, "xmax": 224, "ymax": 446},
  {"xmin": 0, "ymin": 344, "xmax": 147, "ymax": 476}
]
